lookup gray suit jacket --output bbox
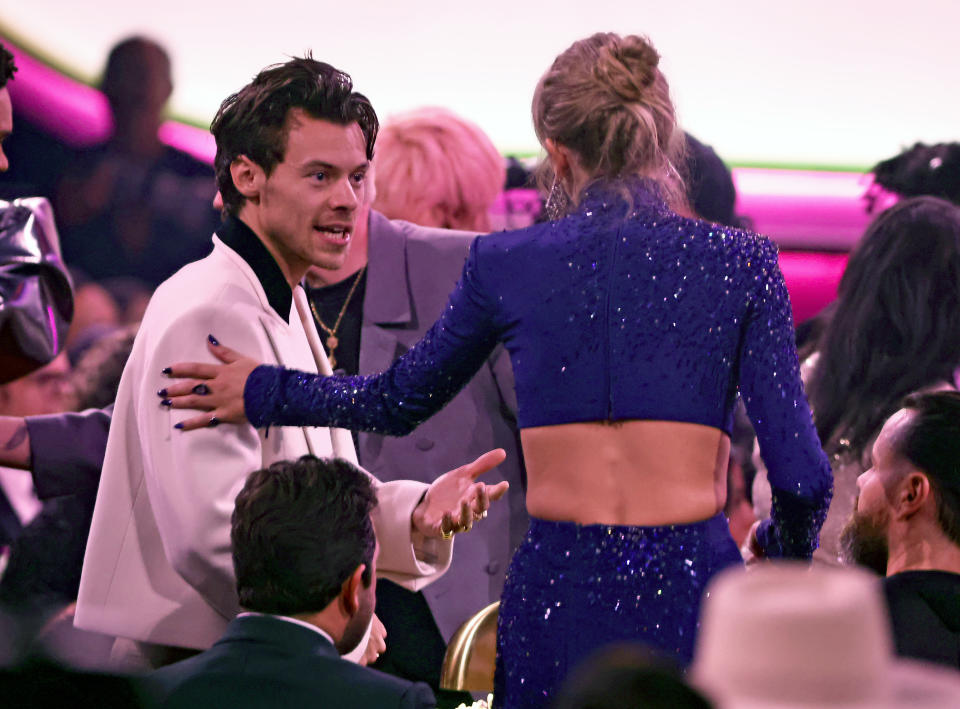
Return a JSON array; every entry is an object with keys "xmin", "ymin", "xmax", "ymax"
[{"xmin": 359, "ymin": 211, "xmax": 527, "ymax": 640}]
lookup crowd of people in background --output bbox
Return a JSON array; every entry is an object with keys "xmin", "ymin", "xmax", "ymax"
[{"xmin": 0, "ymin": 28, "xmax": 958, "ymax": 709}]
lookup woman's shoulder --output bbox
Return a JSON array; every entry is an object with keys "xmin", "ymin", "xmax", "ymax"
[
  {"xmin": 634, "ymin": 209, "xmax": 780, "ymax": 275},
  {"xmin": 473, "ymin": 220, "xmax": 560, "ymax": 257},
  {"xmin": 684, "ymin": 215, "xmax": 777, "ymax": 257}
]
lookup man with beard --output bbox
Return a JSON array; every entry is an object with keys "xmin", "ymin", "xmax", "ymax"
[
  {"xmin": 841, "ymin": 390, "xmax": 960, "ymax": 669},
  {"xmin": 149, "ymin": 456, "xmax": 435, "ymax": 708}
]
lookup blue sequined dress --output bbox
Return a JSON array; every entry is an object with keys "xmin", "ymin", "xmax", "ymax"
[{"xmin": 245, "ymin": 181, "xmax": 832, "ymax": 708}]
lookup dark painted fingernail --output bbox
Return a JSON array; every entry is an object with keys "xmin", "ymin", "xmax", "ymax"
[
  {"xmin": 161, "ymin": 367, "xmax": 172, "ymax": 376},
  {"xmin": 208, "ymin": 416, "xmax": 220, "ymax": 428},
  {"xmin": 157, "ymin": 388, "xmax": 168, "ymax": 397},
  {"xmin": 208, "ymin": 334, "xmax": 220, "ymax": 346},
  {"xmin": 174, "ymin": 422, "xmax": 184, "ymax": 430},
  {"xmin": 160, "ymin": 398, "xmax": 172, "ymax": 407},
  {"xmin": 192, "ymin": 384, "xmax": 210, "ymax": 395}
]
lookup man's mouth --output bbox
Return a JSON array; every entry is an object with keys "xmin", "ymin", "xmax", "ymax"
[{"xmin": 314, "ymin": 225, "xmax": 352, "ymax": 245}]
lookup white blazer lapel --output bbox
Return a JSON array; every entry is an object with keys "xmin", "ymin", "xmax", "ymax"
[{"xmin": 293, "ymin": 287, "xmax": 359, "ymax": 465}]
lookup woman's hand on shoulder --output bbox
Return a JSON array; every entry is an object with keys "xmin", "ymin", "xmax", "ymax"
[{"xmin": 159, "ymin": 335, "xmax": 260, "ymax": 430}]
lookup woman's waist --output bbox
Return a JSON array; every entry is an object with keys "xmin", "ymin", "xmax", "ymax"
[{"xmin": 522, "ymin": 419, "xmax": 729, "ymax": 526}]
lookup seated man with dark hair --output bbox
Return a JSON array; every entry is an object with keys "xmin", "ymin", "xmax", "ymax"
[
  {"xmin": 841, "ymin": 390, "xmax": 960, "ymax": 670},
  {"xmin": 149, "ymin": 455, "xmax": 435, "ymax": 708}
]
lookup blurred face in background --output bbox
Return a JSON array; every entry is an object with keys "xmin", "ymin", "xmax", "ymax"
[
  {"xmin": 0, "ymin": 352, "xmax": 75, "ymax": 416},
  {"xmin": 0, "ymin": 87, "xmax": 12, "ymax": 172}
]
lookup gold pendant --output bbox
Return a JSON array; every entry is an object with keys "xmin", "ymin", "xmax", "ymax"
[
  {"xmin": 326, "ymin": 334, "xmax": 339, "ymax": 350},
  {"xmin": 329, "ymin": 353, "xmax": 337, "ymax": 369}
]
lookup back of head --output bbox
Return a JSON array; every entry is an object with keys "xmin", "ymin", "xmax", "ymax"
[
  {"xmin": 373, "ymin": 107, "xmax": 504, "ymax": 231},
  {"xmin": 900, "ymin": 390, "xmax": 960, "ymax": 547},
  {"xmin": 0, "ymin": 42, "xmax": 16, "ymax": 89},
  {"xmin": 231, "ymin": 455, "xmax": 377, "ymax": 615},
  {"xmin": 809, "ymin": 196, "xmax": 960, "ymax": 457},
  {"xmin": 210, "ymin": 56, "xmax": 378, "ymax": 217},
  {"xmin": 70, "ymin": 324, "xmax": 137, "ymax": 410},
  {"xmin": 554, "ymin": 644, "xmax": 712, "ymax": 709},
  {"xmin": 532, "ymin": 32, "xmax": 686, "ymax": 208},
  {"xmin": 684, "ymin": 133, "xmax": 738, "ymax": 227},
  {"xmin": 871, "ymin": 142, "xmax": 960, "ymax": 207}
]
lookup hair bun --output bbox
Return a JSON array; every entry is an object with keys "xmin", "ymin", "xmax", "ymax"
[{"xmin": 593, "ymin": 35, "xmax": 660, "ymax": 104}]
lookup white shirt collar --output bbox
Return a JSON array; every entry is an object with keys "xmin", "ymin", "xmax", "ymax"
[{"xmin": 237, "ymin": 611, "xmax": 336, "ymax": 647}]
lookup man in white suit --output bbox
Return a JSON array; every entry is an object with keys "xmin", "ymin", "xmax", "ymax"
[{"xmin": 74, "ymin": 57, "xmax": 506, "ymax": 668}]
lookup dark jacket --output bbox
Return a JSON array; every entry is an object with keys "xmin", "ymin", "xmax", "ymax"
[
  {"xmin": 148, "ymin": 615, "xmax": 436, "ymax": 708},
  {"xmin": 884, "ymin": 570, "xmax": 960, "ymax": 670}
]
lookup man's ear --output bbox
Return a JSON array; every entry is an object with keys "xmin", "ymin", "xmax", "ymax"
[
  {"xmin": 230, "ymin": 155, "xmax": 265, "ymax": 203},
  {"xmin": 340, "ymin": 564, "xmax": 366, "ymax": 617},
  {"xmin": 893, "ymin": 472, "xmax": 931, "ymax": 521}
]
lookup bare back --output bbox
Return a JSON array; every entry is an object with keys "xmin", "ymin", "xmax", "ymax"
[{"xmin": 521, "ymin": 420, "xmax": 729, "ymax": 526}]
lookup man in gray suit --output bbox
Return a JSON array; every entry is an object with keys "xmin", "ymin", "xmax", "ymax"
[{"xmin": 303, "ymin": 203, "xmax": 527, "ymax": 701}]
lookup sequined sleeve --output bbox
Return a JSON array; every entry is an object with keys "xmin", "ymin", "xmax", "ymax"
[
  {"xmin": 244, "ymin": 238, "xmax": 501, "ymax": 434},
  {"xmin": 738, "ymin": 239, "xmax": 832, "ymax": 559}
]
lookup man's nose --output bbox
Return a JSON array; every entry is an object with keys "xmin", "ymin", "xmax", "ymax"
[{"xmin": 330, "ymin": 177, "xmax": 360, "ymax": 210}]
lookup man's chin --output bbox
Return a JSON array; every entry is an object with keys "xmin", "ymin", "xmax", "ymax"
[
  {"xmin": 839, "ymin": 512, "xmax": 889, "ymax": 576},
  {"xmin": 311, "ymin": 249, "xmax": 350, "ymax": 273}
]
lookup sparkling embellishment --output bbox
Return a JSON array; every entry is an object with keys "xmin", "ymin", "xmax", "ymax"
[
  {"xmin": 494, "ymin": 515, "xmax": 742, "ymax": 708},
  {"xmin": 241, "ymin": 178, "xmax": 834, "ymax": 705}
]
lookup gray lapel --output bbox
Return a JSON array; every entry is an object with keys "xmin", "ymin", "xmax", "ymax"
[{"xmin": 359, "ymin": 211, "xmax": 412, "ymax": 375}]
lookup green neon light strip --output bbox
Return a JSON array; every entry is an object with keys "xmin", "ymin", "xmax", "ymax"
[{"xmin": 0, "ymin": 19, "xmax": 872, "ymax": 172}]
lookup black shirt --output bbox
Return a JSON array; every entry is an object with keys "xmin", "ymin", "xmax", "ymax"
[
  {"xmin": 304, "ymin": 270, "xmax": 367, "ymax": 377},
  {"xmin": 216, "ymin": 216, "xmax": 292, "ymax": 320},
  {"xmin": 884, "ymin": 569, "xmax": 960, "ymax": 670}
]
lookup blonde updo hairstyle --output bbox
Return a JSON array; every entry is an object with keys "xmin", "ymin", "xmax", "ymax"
[{"xmin": 533, "ymin": 33, "xmax": 687, "ymax": 210}]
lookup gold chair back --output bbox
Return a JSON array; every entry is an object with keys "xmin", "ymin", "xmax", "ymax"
[{"xmin": 439, "ymin": 601, "xmax": 499, "ymax": 692}]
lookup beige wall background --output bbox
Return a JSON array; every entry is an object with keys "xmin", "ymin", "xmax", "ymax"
[{"xmin": 1, "ymin": 0, "xmax": 956, "ymax": 166}]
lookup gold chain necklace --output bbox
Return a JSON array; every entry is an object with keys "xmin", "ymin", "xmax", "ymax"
[{"xmin": 308, "ymin": 265, "xmax": 366, "ymax": 369}]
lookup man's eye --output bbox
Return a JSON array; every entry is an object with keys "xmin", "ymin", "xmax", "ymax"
[
  {"xmin": 313, "ymin": 172, "xmax": 327, "ymax": 182},
  {"xmin": 351, "ymin": 173, "xmax": 366, "ymax": 184}
]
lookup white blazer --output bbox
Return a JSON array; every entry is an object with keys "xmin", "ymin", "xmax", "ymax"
[{"xmin": 75, "ymin": 237, "xmax": 451, "ymax": 650}]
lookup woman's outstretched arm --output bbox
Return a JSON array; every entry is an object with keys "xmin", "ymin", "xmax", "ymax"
[
  {"xmin": 739, "ymin": 237, "xmax": 833, "ymax": 560},
  {"xmin": 164, "ymin": 238, "xmax": 503, "ymax": 435}
]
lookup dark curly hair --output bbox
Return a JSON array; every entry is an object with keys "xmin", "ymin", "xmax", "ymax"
[
  {"xmin": 0, "ymin": 41, "xmax": 17, "ymax": 89},
  {"xmin": 210, "ymin": 55, "xmax": 378, "ymax": 216},
  {"xmin": 231, "ymin": 455, "xmax": 377, "ymax": 615}
]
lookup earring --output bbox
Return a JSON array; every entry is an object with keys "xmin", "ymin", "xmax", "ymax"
[{"xmin": 545, "ymin": 177, "xmax": 570, "ymax": 221}]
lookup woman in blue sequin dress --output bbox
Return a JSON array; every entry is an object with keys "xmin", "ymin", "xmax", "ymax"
[{"xmin": 166, "ymin": 33, "xmax": 832, "ymax": 708}]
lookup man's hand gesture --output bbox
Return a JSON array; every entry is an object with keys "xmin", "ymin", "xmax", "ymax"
[{"xmin": 411, "ymin": 449, "xmax": 510, "ymax": 539}]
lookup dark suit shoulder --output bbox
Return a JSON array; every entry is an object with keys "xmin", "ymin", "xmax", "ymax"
[
  {"xmin": 327, "ymin": 661, "xmax": 436, "ymax": 708},
  {"xmin": 149, "ymin": 645, "xmax": 437, "ymax": 709}
]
